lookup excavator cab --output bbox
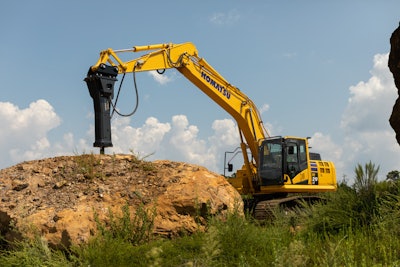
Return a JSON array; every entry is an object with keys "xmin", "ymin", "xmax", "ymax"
[
  {"xmin": 258, "ymin": 137, "xmax": 310, "ymax": 186},
  {"xmin": 258, "ymin": 137, "xmax": 284, "ymax": 185}
]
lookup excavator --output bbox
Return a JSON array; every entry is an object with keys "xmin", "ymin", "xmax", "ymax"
[{"xmin": 84, "ymin": 42, "xmax": 337, "ymax": 219}]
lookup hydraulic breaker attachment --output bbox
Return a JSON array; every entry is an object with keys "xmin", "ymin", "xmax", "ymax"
[{"xmin": 84, "ymin": 64, "xmax": 118, "ymax": 153}]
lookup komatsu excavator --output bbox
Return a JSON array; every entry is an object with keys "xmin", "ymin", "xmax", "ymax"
[{"xmin": 85, "ymin": 42, "xmax": 337, "ymax": 219}]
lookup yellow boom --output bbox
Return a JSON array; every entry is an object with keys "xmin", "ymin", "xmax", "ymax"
[{"xmin": 85, "ymin": 42, "xmax": 336, "ymax": 199}]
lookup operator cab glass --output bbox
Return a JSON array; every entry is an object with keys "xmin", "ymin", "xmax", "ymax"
[
  {"xmin": 258, "ymin": 137, "xmax": 308, "ymax": 186},
  {"xmin": 258, "ymin": 137, "xmax": 283, "ymax": 185}
]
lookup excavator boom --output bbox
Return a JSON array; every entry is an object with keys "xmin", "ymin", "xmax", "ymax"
[
  {"xmin": 88, "ymin": 43, "xmax": 268, "ymax": 158},
  {"xmin": 85, "ymin": 42, "xmax": 337, "ymax": 206}
]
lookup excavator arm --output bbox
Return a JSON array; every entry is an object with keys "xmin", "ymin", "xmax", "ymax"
[
  {"xmin": 85, "ymin": 42, "xmax": 269, "ymax": 192},
  {"xmin": 85, "ymin": 42, "xmax": 337, "ymax": 199}
]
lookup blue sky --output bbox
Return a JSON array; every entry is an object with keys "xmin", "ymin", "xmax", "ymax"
[{"xmin": 1, "ymin": 1, "xmax": 399, "ymax": 183}]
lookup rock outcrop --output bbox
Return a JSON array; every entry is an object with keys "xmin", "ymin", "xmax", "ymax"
[
  {"xmin": 0, "ymin": 154, "xmax": 243, "ymax": 248},
  {"xmin": 389, "ymin": 23, "xmax": 400, "ymax": 144}
]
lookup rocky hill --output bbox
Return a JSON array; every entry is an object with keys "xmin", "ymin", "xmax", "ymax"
[{"xmin": 0, "ymin": 154, "xmax": 243, "ymax": 249}]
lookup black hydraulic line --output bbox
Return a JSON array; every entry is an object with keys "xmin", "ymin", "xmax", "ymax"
[
  {"xmin": 111, "ymin": 73, "xmax": 126, "ymax": 118},
  {"xmin": 110, "ymin": 66, "xmax": 140, "ymax": 117},
  {"xmin": 157, "ymin": 69, "xmax": 166, "ymax": 74}
]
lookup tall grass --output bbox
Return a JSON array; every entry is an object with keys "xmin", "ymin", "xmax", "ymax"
[
  {"xmin": 74, "ymin": 203, "xmax": 156, "ymax": 266},
  {"xmin": 0, "ymin": 236, "xmax": 75, "ymax": 267}
]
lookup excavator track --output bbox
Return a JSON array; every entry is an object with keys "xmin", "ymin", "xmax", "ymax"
[{"xmin": 254, "ymin": 195, "xmax": 323, "ymax": 221}]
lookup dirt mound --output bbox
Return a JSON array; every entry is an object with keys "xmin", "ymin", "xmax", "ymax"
[{"xmin": 0, "ymin": 154, "xmax": 243, "ymax": 248}]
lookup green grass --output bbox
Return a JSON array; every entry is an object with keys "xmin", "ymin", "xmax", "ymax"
[
  {"xmin": 2, "ymin": 201, "xmax": 400, "ymax": 266},
  {"xmin": 0, "ymin": 236, "xmax": 76, "ymax": 267}
]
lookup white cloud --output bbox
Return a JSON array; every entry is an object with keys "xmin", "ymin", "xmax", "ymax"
[
  {"xmin": 168, "ymin": 115, "xmax": 212, "ymax": 163},
  {"xmin": 109, "ymin": 116, "xmax": 171, "ymax": 157},
  {"xmin": 0, "ymin": 99, "xmax": 241, "ymax": 174},
  {"xmin": 0, "ymin": 100, "xmax": 61, "ymax": 165},
  {"xmin": 294, "ymin": 53, "xmax": 400, "ymax": 183},
  {"xmin": 107, "ymin": 115, "xmax": 240, "ymax": 173},
  {"xmin": 0, "ymin": 100, "xmax": 60, "ymax": 137},
  {"xmin": 209, "ymin": 9, "xmax": 241, "ymax": 25},
  {"xmin": 308, "ymin": 132, "xmax": 344, "ymax": 176},
  {"xmin": 341, "ymin": 53, "xmax": 395, "ymax": 132},
  {"xmin": 339, "ymin": 53, "xmax": 400, "ymax": 180},
  {"xmin": 209, "ymin": 119, "xmax": 238, "ymax": 146},
  {"xmin": 148, "ymin": 70, "xmax": 174, "ymax": 85},
  {"xmin": 259, "ymin": 103, "xmax": 270, "ymax": 114}
]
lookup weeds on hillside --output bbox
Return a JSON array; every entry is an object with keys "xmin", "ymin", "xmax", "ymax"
[
  {"xmin": 94, "ymin": 203, "xmax": 156, "ymax": 246},
  {"xmin": 73, "ymin": 150, "xmax": 157, "ymax": 181},
  {"xmin": 74, "ymin": 152, "xmax": 103, "ymax": 180},
  {"xmin": 73, "ymin": 203, "xmax": 157, "ymax": 267},
  {"xmin": 0, "ymin": 235, "xmax": 75, "ymax": 267},
  {"xmin": 129, "ymin": 149, "xmax": 157, "ymax": 172}
]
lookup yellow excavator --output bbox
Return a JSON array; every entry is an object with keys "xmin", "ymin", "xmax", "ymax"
[{"xmin": 85, "ymin": 42, "xmax": 337, "ymax": 219}]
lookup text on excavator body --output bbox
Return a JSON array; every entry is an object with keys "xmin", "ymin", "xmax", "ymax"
[{"xmin": 201, "ymin": 71, "xmax": 231, "ymax": 99}]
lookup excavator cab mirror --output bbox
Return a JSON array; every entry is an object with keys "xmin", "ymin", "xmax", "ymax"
[
  {"xmin": 84, "ymin": 64, "xmax": 118, "ymax": 151},
  {"xmin": 228, "ymin": 163, "xmax": 233, "ymax": 172}
]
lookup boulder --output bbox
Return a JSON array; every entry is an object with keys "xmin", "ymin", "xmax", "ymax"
[{"xmin": 0, "ymin": 155, "xmax": 243, "ymax": 248}]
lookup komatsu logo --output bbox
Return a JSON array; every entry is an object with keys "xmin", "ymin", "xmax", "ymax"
[{"xmin": 201, "ymin": 71, "xmax": 231, "ymax": 99}]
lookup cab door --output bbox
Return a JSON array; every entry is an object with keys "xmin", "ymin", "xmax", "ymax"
[
  {"xmin": 284, "ymin": 139, "xmax": 308, "ymax": 184},
  {"xmin": 258, "ymin": 138, "xmax": 284, "ymax": 185}
]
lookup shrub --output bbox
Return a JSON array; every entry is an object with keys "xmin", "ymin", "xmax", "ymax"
[
  {"xmin": 94, "ymin": 203, "xmax": 156, "ymax": 246},
  {"xmin": 0, "ymin": 236, "xmax": 74, "ymax": 267}
]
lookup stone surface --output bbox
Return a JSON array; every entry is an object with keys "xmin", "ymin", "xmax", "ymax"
[
  {"xmin": 389, "ymin": 24, "xmax": 400, "ymax": 144},
  {"xmin": 0, "ymin": 154, "xmax": 243, "ymax": 248}
]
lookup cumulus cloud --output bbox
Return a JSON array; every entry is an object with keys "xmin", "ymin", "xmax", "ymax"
[
  {"xmin": 109, "ymin": 116, "xmax": 171, "ymax": 157},
  {"xmin": 168, "ymin": 115, "xmax": 212, "ymax": 164},
  {"xmin": 297, "ymin": 53, "xmax": 400, "ymax": 182},
  {"xmin": 0, "ymin": 100, "xmax": 61, "ymax": 165},
  {"xmin": 0, "ymin": 98, "xmax": 241, "ymax": 174},
  {"xmin": 0, "ymin": 100, "xmax": 60, "ymax": 138},
  {"xmin": 340, "ymin": 53, "xmax": 400, "ymax": 179},
  {"xmin": 308, "ymin": 132, "xmax": 344, "ymax": 175},
  {"xmin": 209, "ymin": 119, "xmax": 238, "ymax": 147},
  {"xmin": 341, "ymin": 53, "xmax": 395, "ymax": 132},
  {"xmin": 0, "ymin": 100, "xmax": 96, "ymax": 168},
  {"xmin": 107, "ymin": 115, "xmax": 240, "ymax": 173}
]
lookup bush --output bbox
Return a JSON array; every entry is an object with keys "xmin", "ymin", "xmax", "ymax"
[
  {"xmin": 94, "ymin": 203, "xmax": 156, "ymax": 246},
  {"xmin": 73, "ymin": 203, "xmax": 156, "ymax": 266},
  {"xmin": 0, "ymin": 236, "xmax": 74, "ymax": 267}
]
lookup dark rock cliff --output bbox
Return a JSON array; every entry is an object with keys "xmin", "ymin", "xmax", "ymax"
[{"xmin": 389, "ymin": 23, "xmax": 400, "ymax": 144}]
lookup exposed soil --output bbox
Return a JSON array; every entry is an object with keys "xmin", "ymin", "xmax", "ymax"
[{"xmin": 0, "ymin": 154, "xmax": 242, "ymax": 248}]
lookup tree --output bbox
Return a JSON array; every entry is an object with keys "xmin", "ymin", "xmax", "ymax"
[
  {"xmin": 353, "ymin": 161, "xmax": 380, "ymax": 227},
  {"xmin": 386, "ymin": 170, "xmax": 400, "ymax": 182},
  {"xmin": 385, "ymin": 170, "xmax": 400, "ymax": 194},
  {"xmin": 354, "ymin": 161, "xmax": 379, "ymax": 193}
]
